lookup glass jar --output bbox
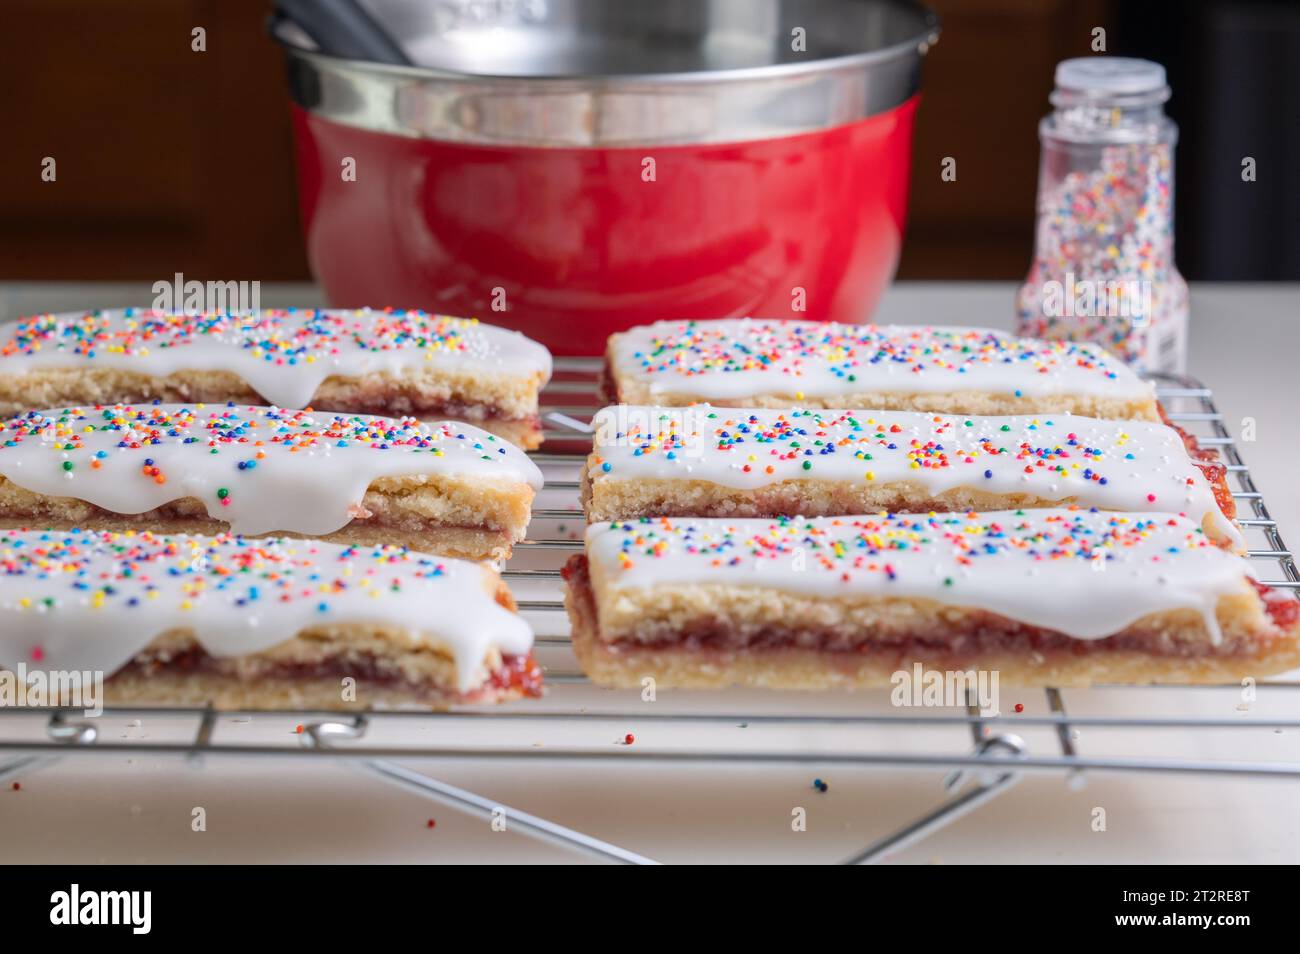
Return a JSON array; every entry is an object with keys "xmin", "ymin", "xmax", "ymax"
[{"xmin": 1015, "ymin": 58, "xmax": 1188, "ymax": 374}]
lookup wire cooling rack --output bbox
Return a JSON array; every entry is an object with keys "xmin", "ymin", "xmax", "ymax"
[{"xmin": 1, "ymin": 360, "xmax": 1297, "ymax": 865}]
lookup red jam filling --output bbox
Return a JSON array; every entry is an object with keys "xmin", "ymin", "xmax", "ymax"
[
  {"xmin": 485, "ymin": 653, "xmax": 545, "ymax": 698},
  {"xmin": 1251, "ymin": 579, "xmax": 1300, "ymax": 630}
]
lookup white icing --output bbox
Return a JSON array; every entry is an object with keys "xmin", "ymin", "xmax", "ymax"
[
  {"xmin": 611, "ymin": 320, "xmax": 1154, "ymax": 402},
  {"xmin": 0, "ymin": 308, "xmax": 553, "ymax": 409},
  {"xmin": 0, "ymin": 530, "xmax": 534, "ymax": 692},
  {"xmin": 0, "ymin": 404, "xmax": 542, "ymax": 537},
  {"xmin": 589, "ymin": 405, "xmax": 1241, "ymax": 548},
  {"xmin": 586, "ymin": 510, "xmax": 1255, "ymax": 643}
]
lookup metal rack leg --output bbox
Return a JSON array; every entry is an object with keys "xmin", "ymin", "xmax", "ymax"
[
  {"xmin": 842, "ymin": 760, "xmax": 1021, "ymax": 865},
  {"xmin": 302, "ymin": 717, "xmax": 659, "ymax": 865},
  {"xmin": 842, "ymin": 690, "xmax": 1027, "ymax": 865},
  {"xmin": 0, "ymin": 754, "xmax": 58, "ymax": 784},
  {"xmin": 1046, "ymin": 688, "xmax": 1086, "ymax": 791},
  {"xmin": 355, "ymin": 758, "xmax": 660, "ymax": 865},
  {"xmin": 0, "ymin": 711, "xmax": 101, "ymax": 787}
]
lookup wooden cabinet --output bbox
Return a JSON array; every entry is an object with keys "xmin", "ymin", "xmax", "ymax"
[
  {"xmin": 900, "ymin": 0, "xmax": 1113, "ymax": 278},
  {"xmin": 0, "ymin": 0, "xmax": 307, "ymax": 280}
]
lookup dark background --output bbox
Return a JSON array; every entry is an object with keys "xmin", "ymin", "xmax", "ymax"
[{"xmin": 0, "ymin": 0, "xmax": 1296, "ymax": 283}]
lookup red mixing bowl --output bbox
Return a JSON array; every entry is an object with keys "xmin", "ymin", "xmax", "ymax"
[{"xmin": 275, "ymin": 0, "xmax": 938, "ymax": 354}]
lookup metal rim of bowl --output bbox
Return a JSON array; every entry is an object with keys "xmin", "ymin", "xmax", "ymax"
[{"xmin": 274, "ymin": 1, "xmax": 940, "ymax": 148}]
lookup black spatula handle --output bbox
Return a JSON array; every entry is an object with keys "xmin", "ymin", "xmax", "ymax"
[{"xmin": 275, "ymin": 0, "xmax": 412, "ymax": 66}]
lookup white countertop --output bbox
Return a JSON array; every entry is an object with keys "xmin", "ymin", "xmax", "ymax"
[{"xmin": 1, "ymin": 282, "xmax": 1297, "ymax": 864}]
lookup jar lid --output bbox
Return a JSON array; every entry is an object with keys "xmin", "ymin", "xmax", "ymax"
[{"xmin": 1055, "ymin": 57, "xmax": 1166, "ymax": 94}]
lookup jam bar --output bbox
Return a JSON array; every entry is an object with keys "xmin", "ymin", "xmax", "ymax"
[
  {"xmin": 565, "ymin": 510, "xmax": 1299, "ymax": 689},
  {"xmin": 0, "ymin": 308, "xmax": 553, "ymax": 449},
  {"xmin": 0, "ymin": 530, "xmax": 541, "ymax": 708},
  {"xmin": 0, "ymin": 404, "xmax": 543, "ymax": 561},
  {"xmin": 603, "ymin": 320, "xmax": 1160, "ymax": 421}
]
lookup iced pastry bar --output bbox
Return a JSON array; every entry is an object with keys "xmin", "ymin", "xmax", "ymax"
[
  {"xmin": 565, "ymin": 510, "xmax": 1299, "ymax": 689},
  {"xmin": 0, "ymin": 530, "xmax": 541, "ymax": 708},
  {"xmin": 603, "ymin": 320, "xmax": 1159, "ymax": 421},
  {"xmin": 0, "ymin": 404, "xmax": 543, "ymax": 561},
  {"xmin": 0, "ymin": 308, "xmax": 553, "ymax": 449}
]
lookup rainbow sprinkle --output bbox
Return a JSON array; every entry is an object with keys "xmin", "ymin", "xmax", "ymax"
[
  {"xmin": 621, "ymin": 321, "xmax": 1132, "ymax": 385},
  {"xmin": 0, "ymin": 308, "xmax": 484, "ymax": 363},
  {"xmin": 1016, "ymin": 144, "xmax": 1186, "ymax": 370},
  {"xmin": 0, "ymin": 529, "xmax": 446, "ymax": 615},
  {"xmin": 598, "ymin": 510, "xmax": 1214, "ymax": 582},
  {"xmin": 594, "ymin": 408, "xmax": 1128, "ymax": 482},
  {"xmin": 0, "ymin": 404, "xmax": 509, "ymax": 474}
]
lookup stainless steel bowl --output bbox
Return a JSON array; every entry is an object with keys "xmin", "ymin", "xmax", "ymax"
[{"xmin": 276, "ymin": 0, "xmax": 939, "ymax": 147}]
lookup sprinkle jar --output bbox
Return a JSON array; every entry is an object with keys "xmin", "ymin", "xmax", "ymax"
[{"xmin": 1016, "ymin": 58, "xmax": 1188, "ymax": 374}]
